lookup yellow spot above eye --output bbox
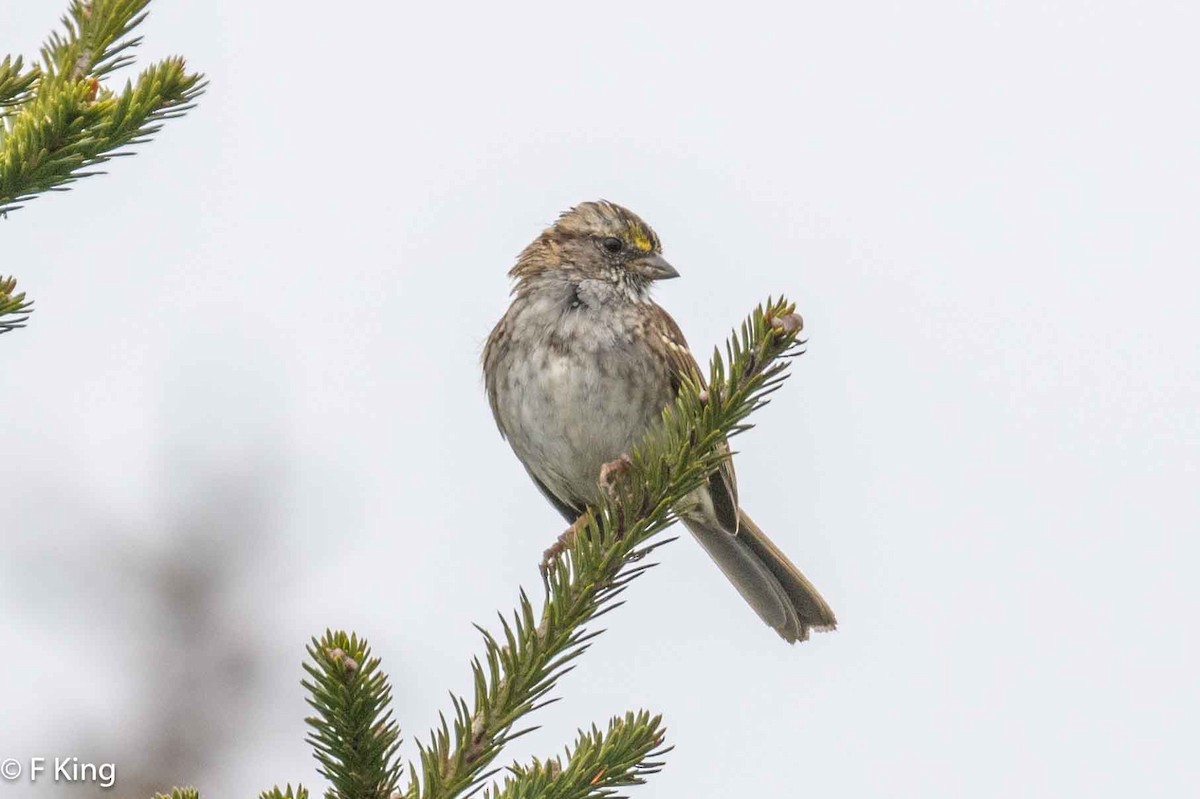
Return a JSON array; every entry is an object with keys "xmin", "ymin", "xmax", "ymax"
[{"xmin": 630, "ymin": 229, "xmax": 653, "ymax": 252}]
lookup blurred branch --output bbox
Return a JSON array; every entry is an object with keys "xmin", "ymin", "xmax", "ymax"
[
  {"xmin": 259, "ymin": 786, "xmax": 310, "ymax": 799},
  {"xmin": 25, "ymin": 465, "xmax": 275, "ymax": 799},
  {"xmin": 152, "ymin": 789, "xmax": 199, "ymax": 799}
]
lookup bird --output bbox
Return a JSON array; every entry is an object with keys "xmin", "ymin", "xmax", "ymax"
[{"xmin": 482, "ymin": 200, "xmax": 836, "ymax": 643}]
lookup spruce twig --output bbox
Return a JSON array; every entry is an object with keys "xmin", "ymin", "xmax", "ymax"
[
  {"xmin": 1, "ymin": 1, "xmax": 206, "ymax": 216},
  {"xmin": 1, "ymin": 0, "xmax": 204, "ymax": 336},
  {"xmin": 245, "ymin": 298, "xmax": 806, "ymax": 799},
  {"xmin": 408, "ymin": 297, "xmax": 806, "ymax": 799},
  {"xmin": 485, "ymin": 712, "xmax": 669, "ymax": 799},
  {"xmin": 302, "ymin": 631, "xmax": 404, "ymax": 799}
]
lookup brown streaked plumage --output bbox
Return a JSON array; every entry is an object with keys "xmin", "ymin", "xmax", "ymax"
[{"xmin": 483, "ymin": 200, "xmax": 836, "ymax": 643}]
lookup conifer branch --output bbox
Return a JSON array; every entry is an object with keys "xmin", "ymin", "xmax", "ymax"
[
  {"xmin": 248, "ymin": 298, "xmax": 804, "ymax": 799},
  {"xmin": 41, "ymin": 0, "xmax": 153, "ymax": 82},
  {"xmin": 0, "ymin": 275, "xmax": 33, "ymax": 332},
  {"xmin": 486, "ymin": 712, "xmax": 668, "ymax": 799},
  {"xmin": 1, "ymin": 0, "xmax": 205, "ymax": 216},
  {"xmin": 0, "ymin": 0, "xmax": 204, "ymax": 335},
  {"xmin": 407, "ymin": 297, "xmax": 806, "ymax": 799},
  {"xmin": 302, "ymin": 631, "xmax": 404, "ymax": 799}
]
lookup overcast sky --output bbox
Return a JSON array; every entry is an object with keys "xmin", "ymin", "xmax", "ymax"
[{"xmin": 1, "ymin": 2, "xmax": 1197, "ymax": 797}]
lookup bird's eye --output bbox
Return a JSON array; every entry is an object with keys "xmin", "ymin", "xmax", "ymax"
[{"xmin": 601, "ymin": 237, "xmax": 623, "ymax": 254}]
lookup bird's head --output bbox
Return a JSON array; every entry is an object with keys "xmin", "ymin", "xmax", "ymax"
[{"xmin": 510, "ymin": 201, "xmax": 679, "ymax": 292}]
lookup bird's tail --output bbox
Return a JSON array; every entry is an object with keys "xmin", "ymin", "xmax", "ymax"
[{"xmin": 682, "ymin": 510, "xmax": 837, "ymax": 643}]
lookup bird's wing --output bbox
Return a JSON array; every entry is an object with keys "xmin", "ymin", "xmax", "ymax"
[
  {"xmin": 482, "ymin": 315, "xmax": 509, "ymax": 438},
  {"xmin": 657, "ymin": 310, "xmax": 741, "ymax": 532}
]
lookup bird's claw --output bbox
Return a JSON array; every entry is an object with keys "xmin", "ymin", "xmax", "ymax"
[
  {"xmin": 599, "ymin": 454, "xmax": 633, "ymax": 499},
  {"xmin": 540, "ymin": 513, "xmax": 591, "ymax": 573}
]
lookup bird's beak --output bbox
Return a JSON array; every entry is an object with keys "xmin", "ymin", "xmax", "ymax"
[{"xmin": 631, "ymin": 253, "xmax": 680, "ymax": 281}]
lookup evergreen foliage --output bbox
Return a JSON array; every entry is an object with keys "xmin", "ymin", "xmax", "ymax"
[
  {"xmin": 0, "ymin": 275, "xmax": 32, "ymax": 333},
  {"xmin": 259, "ymin": 786, "xmax": 311, "ymax": 799},
  {"xmin": 484, "ymin": 712, "xmax": 668, "ymax": 799},
  {"xmin": 236, "ymin": 298, "xmax": 807, "ymax": 799},
  {"xmin": 0, "ymin": 0, "xmax": 204, "ymax": 332},
  {"xmin": 4, "ymin": 9, "xmax": 812, "ymax": 799},
  {"xmin": 303, "ymin": 632, "xmax": 404, "ymax": 799}
]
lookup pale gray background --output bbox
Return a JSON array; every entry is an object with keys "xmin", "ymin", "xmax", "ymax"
[{"xmin": 1, "ymin": 1, "xmax": 1196, "ymax": 797}]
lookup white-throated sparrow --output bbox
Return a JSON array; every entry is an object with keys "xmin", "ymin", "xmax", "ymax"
[{"xmin": 483, "ymin": 201, "xmax": 835, "ymax": 643}]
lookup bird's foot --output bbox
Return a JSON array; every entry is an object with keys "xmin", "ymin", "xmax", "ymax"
[
  {"xmin": 541, "ymin": 513, "xmax": 591, "ymax": 573},
  {"xmin": 599, "ymin": 454, "xmax": 633, "ymax": 500},
  {"xmin": 540, "ymin": 455, "xmax": 634, "ymax": 574}
]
